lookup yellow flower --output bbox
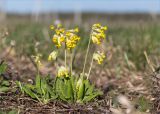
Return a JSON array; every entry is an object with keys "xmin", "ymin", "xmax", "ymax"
[
  {"xmin": 57, "ymin": 66, "xmax": 69, "ymax": 77},
  {"xmin": 51, "ymin": 25, "xmax": 80, "ymax": 49},
  {"xmin": 91, "ymin": 24, "xmax": 107, "ymax": 45},
  {"xmin": 50, "ymin": 25, "xmax": 54, "ymax": 30},
  {"xmin": 52, "ymin": 26, "xmax": 65, "ymax": 48},
  {"xmin": 93, "ymin": 51, "xmax": 105, "ymax": 64},
  {"xmin": 65, "ymin": 29, "xmax": 80, "ymax": 50},
  {"xmin": 74, "ymin": 28, "xmax": 79, "ymax": 32},
  {"xmin": 48, "ymin": 51, "xmax": 58, "ymax": 61},
  {"xmin": 55, "ymin": 28, "xmax": 65, "ymax": 35},
  {"xmin": 52, "ymin": 34, "xmax": 65, "ymax": 48},
  {"xmin": 91, "ymin": 36, "xmax": 101, "ymax": 44},
  {"xmin": 92, "ymin": 24, "xmax": 107, "ymax": 30},
  {"xmin": 32, "ymin": 54, "xmax": 42, "ymax": 67},
  {"xmin": 57, "ymin": 24, "xmax": 62, "ymax": 28},
  {"xmin": 68, "ymin": 28, "xmax": 79, "ymax": 33}
]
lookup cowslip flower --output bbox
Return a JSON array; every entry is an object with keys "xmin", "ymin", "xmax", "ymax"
[
  {"xmin": 32, "ymin": 54, "xmax": 42, "ymax": 67},
  {"xmin": 51, "ymin": 25, "xmax": 80, "ymax": 49},
  {"xmin": 57, "ymin": 66, "xmax": 69, "ymax": 77},
  {"xmin": 93, "ymin": 51, "xmax": 105, "ymax": 64},
  {"xmin": 65, "ymin": 28, "xmax": 80, "ymax": 50},
  {"xmin": 48, "ymin": 50, "xmax": 58, "ymax": 61},
  {"xmin": 50, "ymin": 25, "xmax": 54, "ymax": 30},
  {"xmin": 52, "ymin": 34, "xmax": 65, "ymax": 48},
  {"xmin": 67, "ymin": 27, "xmax": 79, "ymax": 33},
  {"xmin": 52, "ymin": 26, "xmax": 65, "ymax": 48},
  {"xmin": 91, "ymin": 24, "xmax": 107, "ymax": 45}
]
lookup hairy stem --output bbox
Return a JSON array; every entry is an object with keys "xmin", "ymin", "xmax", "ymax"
[
  {"xmin": 37, "ymin": 65, "xmax": 40, "ymax": 76},
  {"xmin": 70, "ymin": 50, "xmax": 73, "ymax": 76},
  {"xmin": 87, "ymin": 56, "xmax": 94, "ymax": 79},
  {"xmin": 82, "ymin": 32, "xmax": 92, "ymax": 75},
  {"xmin": 55, "ymin": 58, "xmax": 58, "ymax": 74},
  {"xmin": 65, "ymin": 45, "xmax": 67, "ymax": 68}
]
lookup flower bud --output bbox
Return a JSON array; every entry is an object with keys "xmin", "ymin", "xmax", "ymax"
[
  {"xmin": 48, "ymin": 51, "xmax": 58, "ymax": 61},
  {"xmin": 57, "ymin": 66, "xmax": 69, "ymax": 77}
]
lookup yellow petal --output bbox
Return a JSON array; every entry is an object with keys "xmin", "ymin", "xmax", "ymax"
[
  {"xmin": 48, "ymin": 51, "xmax": 58, "ymax": 61},
  {"xmin": 50, "ymin": 25, "xmax": 54, "ymax": 30}
]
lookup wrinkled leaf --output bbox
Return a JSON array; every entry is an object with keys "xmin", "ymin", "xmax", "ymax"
[
  {"xmin": 0, "ymin": 63, "xmax": 7, "ymax": 74},
  {"xmin": 1, "ymin": 80, "xmax": 10, "ymax": 86},
  {"xmin": 36, "ymin": 75, "xmax": 41, "ymax": 94},
  {"xmin": 22, "ymin": 85, "xmax": 36, "ymax": 98},
  {"xmin": 77, "ymin": 78, "xmax": 85, "ymax": 101},
  {"xmin": 0, "ymin": 86, "xmax": 9, "ymax": 92}
]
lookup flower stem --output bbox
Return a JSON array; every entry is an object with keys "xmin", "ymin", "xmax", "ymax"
[
  {"xmin": 82, "ymin": 32, "xmax": 92, "ymax": 76},
  {"xmin": 65, "ymin": 45, "xmax": 67, "ymax": 68},
  {"xmin": 55, "ymin": 58, "xmax": 58, "ymax": 74},
  {"xmin": 70, "ymin": 50, "xmax": 73, "ymax": 76},
  {"xmin": 37, "ymin": 66, "xmax": 40, "ymax": 76},
  {"xmin": 87, "ymin": 56, "xmax": 94, "ymax": 79}
]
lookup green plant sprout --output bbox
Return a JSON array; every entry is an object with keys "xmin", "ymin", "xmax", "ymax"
[
  {"xmin": 18, "ymin": 23, "xmax": 107, "ymax": 104},
  {"xmin": 17, "ymin": 55, "xmax": 57, "ymax": 104},
  {"xmin": 0, "ymin": 61, "xmax": 10, "ymax": 93}
]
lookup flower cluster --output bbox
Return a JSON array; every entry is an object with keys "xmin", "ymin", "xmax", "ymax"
[
  {"xmin": 65, "ymin": 28, "xmax": 80, "ymax": 50},
  {"xmin": 49, "ymin": 24, "xmax": 107, "ymax": 77},
  {"xmin": 50, "ymin": 25, "xmax": 54, "ymax": 30},
  {"xmin": 32, "ymin": 54, "xmax": 42, "ymax": 67},
  {"xmin": 93, "ymin": 51, "xmax": 106, "ymax": 64},
  {"xmin": 57, "ymin": 66, "xmax": 69, "ymax": 77},
  {"xmin": 51, "ymin": 25, "xmax": 80, "ymax": 50},
  {"xmin": 91, "ymin": 24, "xmax": 107, "ymax": 45},
  {"xmin": 52, "ymin": 25, "xmax": 65, "ymax": 48},
  {"xmin": 48, "ymin": 51, "xmax": 58, "ymax": 61}
]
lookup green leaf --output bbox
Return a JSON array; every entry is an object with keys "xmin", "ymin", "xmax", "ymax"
[
  {"xmin": 17, "ymin": 75, "xmax": 57, "ymax": 104},
  {"xmin": 70, "ymin": 79, "xmax": 74, "ymax": 102},
  {"xmin": 8, "ymin": 110, "xmax": 17, "ymax": 114},
  {"xmin": 84, "ymin": 80, "xmax": 94, "ymax": 96},
  {"xmin": 25, "ymin": 84, "xmax": 35, "ymax": 90},
  {"xmin": 82, "ymin": 94, "xmax": 98, "ymax": 102},
  {"xmin": 22, "ymin": 85, "xmax": 36, "ymax": 98},
  {"xmin": 47, "ymin": 84, "xmax": 57, "ymax": 99},
  {"xmin": 71, "ymin": 75, "xmax": 77, "ymax": 100},
  {"xmin": 55, "ymin": 78, "xmax": 65, "ymax": 99},
  {"xmin": 60, "ymin": 79, "xmax": 70, "ymax": 99},
  {"xmin": 66, "ymin": 79, "xmax": 73, "ymax": 101},
  {"xmin": 44, "ymin": 91, "xmax": 50, "ymax": 100},
  {"xmin": 35, "ymin": 75, "xmax": 42, "ymax": 94},
  {"xmin": 40, "ymin": 77, "xmax": 47, "ymax": 95},
  {"xmin": 1, "ymin": 80, "xmax": 10, "ymax": 86},
  {"xmin": 0, "ymin": 63, "xmax": 7, "ymax": 74},
  {"xmin": 55, "ymin": 78, "xmax": 69, "ymax": 102},
  {"xmin": 57, "ymin": 80, "xmax": 67, "ymax": 101},
  {"xmin": 137, "ymin": 96, "xmax": 151, "ymax": 112},
  {"xmin": 50, "ymin": 93, "xmax": 58, "ymax": 100},
  {"xmin": 77, "ymin": 79, "xmax": 85, "ymax": 101},
  {"xmin": 16, "ymin": 81, "xmax": 24, "ymax": 93},
  {"xmin": 65, "ymin": 79, "xmax": 71, "ymax": 99},
  {"xmin": 83, "ymin": 89, "xmax": 102, "ymax": 102},
  {"xmin": 0, "ymin": 86, "xmax": 9, "ymax": 92}
]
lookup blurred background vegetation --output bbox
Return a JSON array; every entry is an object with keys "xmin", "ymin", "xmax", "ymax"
[{"xmin": 0, "ymin": 14, "xmax": 159, "ymax": 71}]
